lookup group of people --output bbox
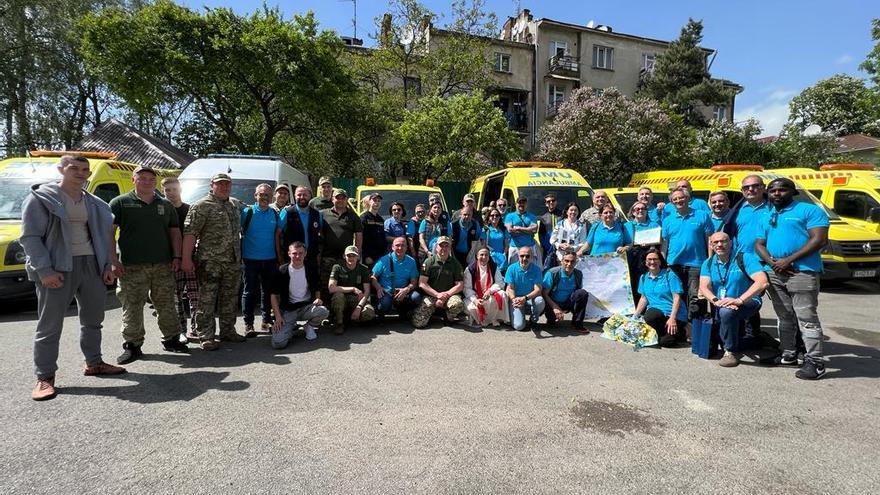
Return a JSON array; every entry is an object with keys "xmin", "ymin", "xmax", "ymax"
[{"xmin": 21, "ymin": 155, "xmax": 830, "ymax": 401}]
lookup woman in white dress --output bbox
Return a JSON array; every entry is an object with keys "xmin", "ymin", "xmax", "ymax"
[
  {"xmin": 550, "ymin": 202, "xmax": 587, "ymax": 262},
  {"xmin": 463, "ymin": 247, "xmax": 509, "ymax": 328}
]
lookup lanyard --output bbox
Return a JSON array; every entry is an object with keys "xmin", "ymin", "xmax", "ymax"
[{"xmin": 713, "ymin": 257, "xmax": 733, "ymax": 287}]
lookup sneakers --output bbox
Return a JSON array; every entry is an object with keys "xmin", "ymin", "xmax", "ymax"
[
  {"xmin": 795, "ymin": 358, "xmax": 826, "ymax": 380},
  {"xmin": 777, "ymin": 351, "xmax": 799, "ymax": 367},
  {"xmin": 219, "ymin": 332, "xmax": 246, "ymax": 343},
  {"xmin": 719, "ymin": 351, "xmax": 741, "ymax": 368},
  {"xmin": 116, "ymin": 342, "xmax": 143, "ymax": 365},
  {"xmin": 200, "ymin": 339, "xmax": 219, "ymax": 351},
  {"xmin": 304, "ymin": 324, "xmax": 318, "ymax": 340},
  {"xmin": 162, "ymin": 338, "xmax": 189, "ymax": 353},
  {"xmin": 32, "ymin": 376, "xmax": 56, "ymax": 401},
  {"xmin": 244, "ymin": 324, "xmax": 258, "ymax": 338},
  {"xmin": 178, "ymin": 332, "xmax": 189, "ymax": 344},
  {"xmin": 83, "ymin": 361, "xmax": 127, "ymax": 376},
  {"xmin": 260, "ymin": 321, "xmax": 273, "ymax": 332}
]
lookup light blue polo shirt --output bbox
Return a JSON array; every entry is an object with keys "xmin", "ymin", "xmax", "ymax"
[
  {"xmin": 628, "ymin": 219, "xmax": 660, "ymax": 240},
  {"xmin": 372, "ymin": 253, "xmax": 420, "ymax": 292},
  {"xmin": 710, "ymin": 215, "xmax": 725, "ymax": 232},
  {"xmin": 735, "ymin": 201, "xmax": 770, "ymax": 255},
  {"xmin": 240, "ymin": 204, "xmax": 280, "ymax": 260},
  {"xmin": 663, "ymin": 197, "xmax": 711, "ymax": 217},
  {"xmin": 648, "ymin": 207, "xmax": 664, "ymax": 225},
  {"xmin": 504, "ymin": 262, "xmax": 543, "ymax": 297},
  {"xmin": 639, "ymin": 268, "xmax": 688, "ymax": 321},
  {"xmin": 504, "ymin": 211, "xmax": 538, "ymax": 247},
  {"xmin": 757, "ymin": 201, "xmax": 829, "ymax": 273},
  {"xmin": 662, "ymin": 208, "xmax": 714, "ymax": 267},
  {"xmin": 542, "ymin": 269, "xmax": 578, "ymax": 304},
  {"xmin": 586, "ymin": 221, "xmax": 632, "ymax": 255},
  {"xmin": 700, "ymin": 252, "xmax": 765, "ymax": 305}
]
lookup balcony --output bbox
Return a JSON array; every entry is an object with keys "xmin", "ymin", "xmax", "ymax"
[{"xmin": 548, "ymin": 54, "xmax": 579, "ymax": 74}]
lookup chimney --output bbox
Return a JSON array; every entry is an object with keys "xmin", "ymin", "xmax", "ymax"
[{"xmin": 380, "ymin": 13, "xmax": 392, "ymax": 47}]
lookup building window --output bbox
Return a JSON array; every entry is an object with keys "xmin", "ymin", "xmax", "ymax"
[
  {"xmin": 494, "ymin": 52, "xmax": 511, "ymax": 73},
  {"xmin": 549, "ymin": 84, "xmax": 565, "ymax": 106},
  {"xmin": 550, "ymin": 40, "xmax": 568, "ymax": 59},
  {"xmin": 713, "ymin": 105, "xmax": 727, "ymax": 122},
  {"xmin": 592, "ymin": 87, "xmax": 604, "ymax": 97},
  {"xmin": 592, "ymin": 45, "xmax": 614, "ymax": 70},
  {"xmin": 642, "ymin": 53, "xmax": 655, "ymax": 73}
]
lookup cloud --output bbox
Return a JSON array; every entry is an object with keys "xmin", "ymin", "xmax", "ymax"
[
  {"xmin": 836, "ymin": 54, "xmax": 854, "ymax": 65},
  {"xmin": 739, "ymin": 99, "xmax": 791, "ymax": 137},
  {"xmin": 767, "ymin": 89, "xmax": 797, "ymax": 101}
]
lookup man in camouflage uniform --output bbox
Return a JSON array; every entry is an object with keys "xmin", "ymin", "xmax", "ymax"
[
  {"xmin": 328, "ymin": 245, "xmax": 375, "ymax": 335},
  {"xmin": 182, "ymin": 173, "xmax": 246, "ymax": 351},
  {"xmin": 412, "ymin": 236, "xmax": 465, "ymax": 328},
  {"xmin": 110, "ymin": 165, "xmax": 188, "ymax": 365}
]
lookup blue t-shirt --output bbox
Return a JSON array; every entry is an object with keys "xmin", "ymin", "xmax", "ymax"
[
  {"xmin": 504, "ymin": 211, "xmax": 538, "ymax": 247},
  {"xmin": 240, "ymin": 204, "xmax": 280, "ymax": 260},
  {"xmin": 663, "ymin": 197, "xmax": 711, "ymax": 217},
  {"xmin": 639, "ymin": 268, "xmax": 688, "ymax": 321},
  {"xmin": 371, "ymin": 253, "xmax": 420, "ymax": 292},
  {"xmin": 384, "ymin": 217, "xmax": 409, "ymax": 246},
  {"xmin": 647, "ymin": 206, "xmax": 664, "ymax": 226},
  {"xmin": 586, "ymin": 221, "xmax": 632, "ymax": 255},
  {"xmin": 278, "ymin": 205, "xmax": 321, "ymax": 249},
  {"xmin": 662, "ymin": 209, "xmax": 714, "ymax": 267},
  {"xmin": 485, "ymin": 226, "xmax": 509, "ymax": 253},
  {"xmin": 757, "ymin": 201, "xmax": 829, "ymax": 273},
  {"xmin": 419, "ymin": 219, "xmax": 452, "ymax": 252},
  {"xmin": 455, "ymin": 219, "xmax": 482, "ymax": 253},
  {"xmin": 542, "ymin": 269, "xmax": 579, "ymax": 304},
  {"xmin": 700, "ymin": 252, "xmax": 764, "ymax": 305},
  {"xmin": 406, "ymin": 218, "xmax": 419, "ymax": 238},
  {"xmin": 735, "ymin": 201, "xmax": 770, "ymax": 255},
  {"xmin": 504, "ymin": 262, "xmax": 543, "ymax": 297}
]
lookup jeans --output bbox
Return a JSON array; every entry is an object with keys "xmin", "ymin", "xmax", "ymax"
[
  {"xmin": 271, "ymin": 304, "xmax": 330, "ymax": 349},
  {"xmin": 33, "ymin": 255, "xmax": 106, "ymax": 378},
  {"xmin": 544, "ymin": 289, "xmax": 588, "ymax": 327},
  {"xmin": 717, "ymin": 299, "xmax": 761, "ymax": 352},
  {"xmin": 766, "ymin": 271, "xmax": 824, "ymax": 360},
  {"xmin": 376, "ymin": 290, "xmax": 423, "ymax": 316},
  {"xmin": 670, "ymin": 264, "xmax": 702, "ymax": 321},
  {"xmin": 510, "ymin": 296, "xmax": 545, "ymax": 330},
  {"xmin": 241, "ymin": 259, "xmax": 277, "ymax": 326}
]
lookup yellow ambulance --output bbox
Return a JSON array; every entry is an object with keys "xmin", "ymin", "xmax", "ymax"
[
  {"xmin": 351, "ymin": 178, "xmax": 446, "ymax": 216},
  {"xmin": 628, "ymin": 165, "xmax": 880, "ymax": 281},
  {"xmin": 469, "ymin": 161, "xmax": 594, "ymax": 216},
  {"xmin": 0, "ymin": 151, "xmax": 178, "ymax": 299},
  {"xmin": 771, "ymin": 164, "xmax": 880, "ymax": 235}
]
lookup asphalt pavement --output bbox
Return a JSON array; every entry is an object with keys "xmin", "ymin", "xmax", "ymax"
[{"xmin": 0, "ymin": 281, "xmax": 878, "ymax": 494}]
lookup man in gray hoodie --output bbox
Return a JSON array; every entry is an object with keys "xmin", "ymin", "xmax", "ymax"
[{"xmin": 20, "ymin": 154, "xmax": 126, "ymax": 401}]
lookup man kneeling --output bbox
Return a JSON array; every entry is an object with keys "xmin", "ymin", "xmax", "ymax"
[
  {"xmin": 412, "ymin": 236, "xmax": 465, "ymax": 328},
  {"xmin": 328, "ymin": 246, "xmax": 375, "ymax": 335},
  {"xmin": 270, "ymin": 242, "xmax": 329, "ymax": 348},
  {"xmin": 542, "ymin": 252, "xmax": 589, "ymax": 333},
  {"xmin": 699, "ymin": 232, "xmax": 769, "ymax": 367}
]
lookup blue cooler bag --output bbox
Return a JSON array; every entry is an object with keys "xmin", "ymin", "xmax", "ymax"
[{"xmin": 690, "ymin": 316, "xmax": 717, "ymax": 359}]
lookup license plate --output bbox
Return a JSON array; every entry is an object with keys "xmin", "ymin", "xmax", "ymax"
[{"xmin": 853, "ymin": 270, "xmax": 877, "ymax": 278}]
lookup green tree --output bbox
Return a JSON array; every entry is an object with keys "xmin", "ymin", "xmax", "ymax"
[
  {"xmin": 387, "ymin": 91, "xmax": 520, "ymax": 181},
  {"xmin": 860, "ymin": 18, "xmax": 880, "ymax": 87},
  {"xmin": 537, "ymin": 87, "xmax": 696, "ymax": 185},
  {"xmin": 763, "ymin": 125, "xmax": 841, "ymax": 169},
  {"xmin": 638, "ymin": 18, "xmax": 733, "ymax": 127},
  {"xmin": 787, "ymin": 74, "xmax": 879, "ymax": 136},
  {"xmin": 694, "ymin": 119, "xmax": 766, "ymax": 166},
  {"xmin": 79, "ymin": 0, "xmax": 356, "ymax": 155}
]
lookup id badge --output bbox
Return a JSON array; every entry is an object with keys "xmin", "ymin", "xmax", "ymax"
[{"xmin": 719, "ymin": 287, "xmax": 726, "ymax": 299}]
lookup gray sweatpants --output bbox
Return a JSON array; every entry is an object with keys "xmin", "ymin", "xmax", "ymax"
[
  {"xmin": 33, "ymin": 255, "xmax": 107, "ymax": 378},
  {"xmin": 271, "ymin": 304, "xmax": 330, "ymax": 349},
  {"xmin": 766, "ymin": 271, "xmax": 824, "ymax": 360}
]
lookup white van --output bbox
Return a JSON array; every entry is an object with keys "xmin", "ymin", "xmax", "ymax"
[{"xmin": 178, "ymin": 154, "xmax": 310, "ymax": 205}]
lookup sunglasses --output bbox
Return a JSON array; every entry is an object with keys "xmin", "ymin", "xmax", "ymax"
[
  {"xmin": 741, "ymin": 183, "xmax": 762, "ymax": 191},
  {"xmin": 416, "ymin": 211, "xmax": 426, "ymax": 215},
  {"xmin": 519, "ymin": 254, "xmax": 531, "ymax": 259},
  {"xmin": 633, "ymin": 207, "xmax": 646, "ymax": 211}
]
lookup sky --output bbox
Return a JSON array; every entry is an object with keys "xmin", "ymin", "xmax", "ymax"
[{"xmin": 180, "ymin": 0, "xmax": 878, "ymax": 136}]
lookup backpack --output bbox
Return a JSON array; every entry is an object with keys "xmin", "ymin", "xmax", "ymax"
[{"xmin": 241, "ymin": 205, "xmax": 279, "ymax": 235}]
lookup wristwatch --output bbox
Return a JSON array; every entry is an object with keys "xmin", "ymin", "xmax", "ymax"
[{"xmin": 711, "ymin": 297, "xmax": 719, "ymax": 303}]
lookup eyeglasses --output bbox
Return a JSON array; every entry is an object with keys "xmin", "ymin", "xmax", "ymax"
[
  {"xmin": 741, "ymin": 183, "xmax": 762, "ymax": 191},
  {"xmin": 519, "ymin": 254, "xmax": 531, "ymax": 259},
  {"xmin": 416, "ymin": 211, "xmax": 426, "ymax": 216}
]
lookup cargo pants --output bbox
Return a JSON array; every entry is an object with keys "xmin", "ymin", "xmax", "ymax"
[{"xmin": 117, "ymin": 262, "xmax": 181, "ymax": 345}]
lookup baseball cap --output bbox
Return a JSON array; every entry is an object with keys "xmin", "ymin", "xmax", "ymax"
[
  {"xmin": 437, "ymin": 236, "xmax": 452, "ymax": 245},
  {"xmin": 274, "ymin": 183, "xmax": 290, "ymax": 193},
  {"xmin": 211, "ymin": 173, "xmax": 232, "ymax": 183},
  {"xmin": 332, "ymin": 188, "xmax": 348, "ymax": 198},
  {"xmin": 544, "ymin": 192, "xmax": 556, "ymax": 200},
  {"xmin": 463, "ymin": 193, "xmax": 475, "ymax": 202},
  {"xmin": 428, "ymin": 193, "xmax": 441, "ymax": 203},
  {"xmin": 516, "ymin": 196, "xmax": 528, "ymax": 203},
  {"xmin": 369, "ymin": 192, "xmax": 383, "ymax": 200},
  {"xmin": 344, "ymin": 245, "xmax": 360, "ymax": 256},
  {"xmin": 318, "ymin": 176, "xmax": 332, "ymax": 186},
  {"xmin": 133, "ymin": 165, "xmax": 157, "ymax": 176}
]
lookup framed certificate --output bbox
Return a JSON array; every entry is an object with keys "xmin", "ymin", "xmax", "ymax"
[{"xmin": 633, "ymin": 226, "xmax": 661, "ymax": 246}]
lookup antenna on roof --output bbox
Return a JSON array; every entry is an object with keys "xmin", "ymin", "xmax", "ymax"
[{"xmin": 339, "ymin": 0, "xmax": 358, "ymax": 39}]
